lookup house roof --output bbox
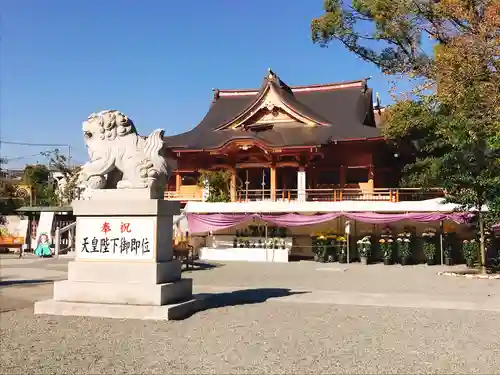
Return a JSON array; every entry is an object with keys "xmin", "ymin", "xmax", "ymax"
[{"xmin": 164, "ymin": 70, "xmax": 382, "ymax": 151}]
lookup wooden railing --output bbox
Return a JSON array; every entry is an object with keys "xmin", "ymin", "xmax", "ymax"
[
  {"xmin": 236, "ymin": 188, "xmax": 444, "ymax": 202},
  {"xmin": 54, "ymin": 222, "xmax": 76, "ymax": 257},
  {"xmin": 164, "ymin": 188, "xmax": 444, "ymax": 203}
]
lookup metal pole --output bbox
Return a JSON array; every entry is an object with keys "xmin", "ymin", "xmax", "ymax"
[
  {"xmin": 440, "ymin": 220, "xmax": 444, "ymax": 265},
  {"xmin": 261, "ymin": 169, "xmax": 265, "ymax": 200},
  {"xmin": 68, "ymin": 145, "xmax": 72, "ymax": 168},
  {"xmin": 347, "ymin": 236, "xmax": 350, "ymax": 264},
  {"xmin": 54, "ymin": 227, "xmax": 60, "ymax": 258},
  {"xmin": 265, "ymin": 222, "xmax": 268, "ymax": 261},
  {"xmin": 346, "ymin": 219, "xmax": 350, "ymax": 264},
  {"xmin": 69, "ymin": 226, "xmax": 74, "ymax": 252},
  {"xmin": 245, "ymin": 170, "xmax": 249, "ymax": 201}
]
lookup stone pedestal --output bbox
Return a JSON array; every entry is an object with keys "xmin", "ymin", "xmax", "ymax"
[{"xmin": 35, "ymin": 191, "xmax": 201, "ymax": 320}]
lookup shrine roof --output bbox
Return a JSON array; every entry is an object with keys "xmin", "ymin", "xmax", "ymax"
[{"xmin": 164, "ymin": 70, "xmax": 382, "ymax": 150}]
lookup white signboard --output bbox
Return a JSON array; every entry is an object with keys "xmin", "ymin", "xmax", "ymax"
[
  {"xmin": 76, "ymin": 217, "xmax": 156, "ymax": 260},
  {"xmin": 35, "ymin": 212, "xmax": 55, "ymax": 246}
]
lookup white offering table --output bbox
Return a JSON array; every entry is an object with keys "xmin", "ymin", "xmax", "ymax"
[{"xmin": 200, "ymin": 235, "xmax": 292, "ymax": 263}]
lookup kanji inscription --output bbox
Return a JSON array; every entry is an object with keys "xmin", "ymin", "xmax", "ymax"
[{"xmin": 76, "ymin": 217, "xmax": 156, "ymax": 260}]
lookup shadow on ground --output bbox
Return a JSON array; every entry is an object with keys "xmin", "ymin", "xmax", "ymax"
[
  {"xmin": 182, "ymin": 261, "xmax": 223, "ymax": 273},
  {"xmin": 197, "ymin": 288, "xmax": 309, "ymax": 312},
  {"xmin": 0, "ymin": 279, "xmax": 55, "ymax": 287}
]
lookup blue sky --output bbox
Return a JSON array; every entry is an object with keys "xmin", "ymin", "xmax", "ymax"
[{"xmin": 1, "ymin": 0, "xmax": 394, "ymax": 168}]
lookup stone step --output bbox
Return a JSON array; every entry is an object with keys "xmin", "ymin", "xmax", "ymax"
[{"xmin": 53, "ymin": 278, "xmax": 192, "ymax": 306}]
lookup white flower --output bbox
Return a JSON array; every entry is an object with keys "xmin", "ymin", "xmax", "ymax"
[{"xmin": 404, "ymin": 238, "xmax": 410, "ymax": 242}]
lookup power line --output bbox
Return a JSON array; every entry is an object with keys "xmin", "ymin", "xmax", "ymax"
[
  {"xmin": 0, "ymin": 140, "xmax": 72, "ymax": 147},
  {"xmin": 3, "ymin": 151, "xmax": 56, "ymax": 163},
  {"xmin": 0, "ymin": 140, "xmax": 74, "ymax": 167}
]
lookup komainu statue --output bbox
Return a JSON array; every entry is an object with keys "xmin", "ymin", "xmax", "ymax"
[{"xmin": 78, "ymin": 110, "xmax": 172, "ymax": 196}]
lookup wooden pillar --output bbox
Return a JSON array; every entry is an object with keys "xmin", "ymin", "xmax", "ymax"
[
  {"xmin": 270, "ymin": 166, "xmax": 276, "ymax": 201},
  {"xmin": 175, "ymin": 173, "xmax": 181, "ymax": 193},
  {"xmin": 230, "ymin": 169, "xmax": 237, "ymax": 202}
]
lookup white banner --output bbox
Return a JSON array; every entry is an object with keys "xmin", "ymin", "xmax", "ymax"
[{"xmin": 35, "ymin": 212, "xmax": 54, "ymax": 247}]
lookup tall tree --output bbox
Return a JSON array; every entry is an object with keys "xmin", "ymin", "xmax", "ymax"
[
  {"xmin": 41, "ymin": 149, "xmax": 81, "ymax": 206},
  {"xmin": 311, "ymin": 0, "xmax": 500, "ymax": 268},
  {"xmin": 22, "ymin": 164, "xmax": 55, "ymax": 206},
  {"xmin": 311, "ymin": 0, "xmax": 499, "ymax": 80}
]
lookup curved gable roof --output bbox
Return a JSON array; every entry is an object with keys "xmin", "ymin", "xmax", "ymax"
[{"xmin": 164, "ymin": 70, "xmax": 381, "ymax": 150}]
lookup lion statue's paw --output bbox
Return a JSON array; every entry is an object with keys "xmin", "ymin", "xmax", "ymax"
[{"xmin": 87, "ymin": 175, "xmax": 107, "ymax": 189}]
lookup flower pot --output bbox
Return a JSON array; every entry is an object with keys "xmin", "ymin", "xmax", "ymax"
[
  {"xmin": 400, "ymin": 256, "xmax": 411, "ymax": 266},
  {"xmin": 444, "ymin": 257, "xmax": 453, "ymax": 266},
  {"xmin": 327, "ymin": 254, "xmax": 335, "ymax": 263},
  {"xmin": 426, "ymin": 258, "xmax": 435, "ymax": 266},
  {"xmin": 338, "ymin": 255, "xmax": 347, "ymax": 264},
  {"xmin": 314, "ymin": 254, "xmax": 319, "ymax": 262},
  {"xmin": 466, "ymin": 258, "xmax": 475, "ymax": 268},
  {"xmin": 383, "ymin": 257, "xmax": 393, "ymax": 265},
  {"xmin": 360, "ymin": 256, "xmax": 369, "ymax": 265}
]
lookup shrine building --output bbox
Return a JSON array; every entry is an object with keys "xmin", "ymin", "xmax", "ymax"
[{"xmin": 163, "ymin": 69, "xmax": 441, "ymax": 204}]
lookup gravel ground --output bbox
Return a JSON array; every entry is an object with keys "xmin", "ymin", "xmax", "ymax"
[
  {"xmin": 1, "ymin": 303, "xmax": 500, "ymax": 374},
  {"xmin": 186, "ymin": 261, "xmax": 499, "ymax": 299},
  {"xmin": 1, "ymin": 255, "xmax": 499, "ymax": 374}
]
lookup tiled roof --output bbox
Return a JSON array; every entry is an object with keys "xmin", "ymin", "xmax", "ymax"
[{"xmin": 164, "ymin": 70, "xmax": 381, "ymax": 150}]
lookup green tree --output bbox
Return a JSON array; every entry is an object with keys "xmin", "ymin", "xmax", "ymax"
[
  {"xmin": 198, "ymin": 170, "xmax": 232, "ymax": 203},
  {"xmin": 23, "ymin": 164, "xmax": 49, "ymax": 186},
  {"xmin": 0, "ymin": 179, "xmax": 21, "ymax": 214},
  {"xmin": 41, "ymin": 149, "xmax": 81, "ymax": 205},
  {"xmin": 311, "ymin": 0, "xmax": 500, "ymax": 269},
  {"xmin": 22, "ymin": 164, "xmax": 56, "ymax": 206}
]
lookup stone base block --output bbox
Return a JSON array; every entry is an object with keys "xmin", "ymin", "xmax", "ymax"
[
  {"xmin": 88, "ymin": 188, "xmax": 164, "ymax": 201},
  {"xmin": 72, "ymin": 197, "xmax": 180, "ymax": 216},
  {"xmin": 34, "ymin": 297, "xmax": 204, "ymax": 321},
  {"xmin": 54, "ymin": 278, "xmax": 192, "ymax": 306},
  {"xmin": 68, "ymin": 260, "xmax": 182, "ymax": 284}
]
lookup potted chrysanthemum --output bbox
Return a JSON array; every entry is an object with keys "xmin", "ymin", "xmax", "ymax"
[
  {"xmin": 380, "ymin": 228, "xmax": 394, "ymax": 265},
  {"xmin": 443, "ymin": 232, "xmax": 456, "ymax": 266},
  {"xmin": 311, "ymin": 233, "xmax": 322, "ymax": 262},
  {"xmin": 462, "ymin": 239, "xmax": 478, "ymax": 268},
  {"xmin": 379, "ymin": 238, "xmax": 394, "ymax": 265},
  {"xmin": 327, "ymin": 235, "xmax": 338, "ymax": 262},
  {"xmin": 357, "ymin": 236, "xmax": 371, "ymax": 265},
  {"xmin": 316, "ymin": 235, "xmax": 328, "ymax": 263},
  {"xmin": 422, "ymin": 228, "xmax": 437, "ymax": 265},
  {"xmin": 337, "ymin": 236, "xmax": 348, "ymax": 263},
  {"xmin": 397, "ymin": 231, "xmax": 412, "ymax": 265}
]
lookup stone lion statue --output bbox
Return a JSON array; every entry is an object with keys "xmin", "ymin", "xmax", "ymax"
[{"xmin": 78, "ymin": 110, "xmax": 172, "ymax": 195}]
